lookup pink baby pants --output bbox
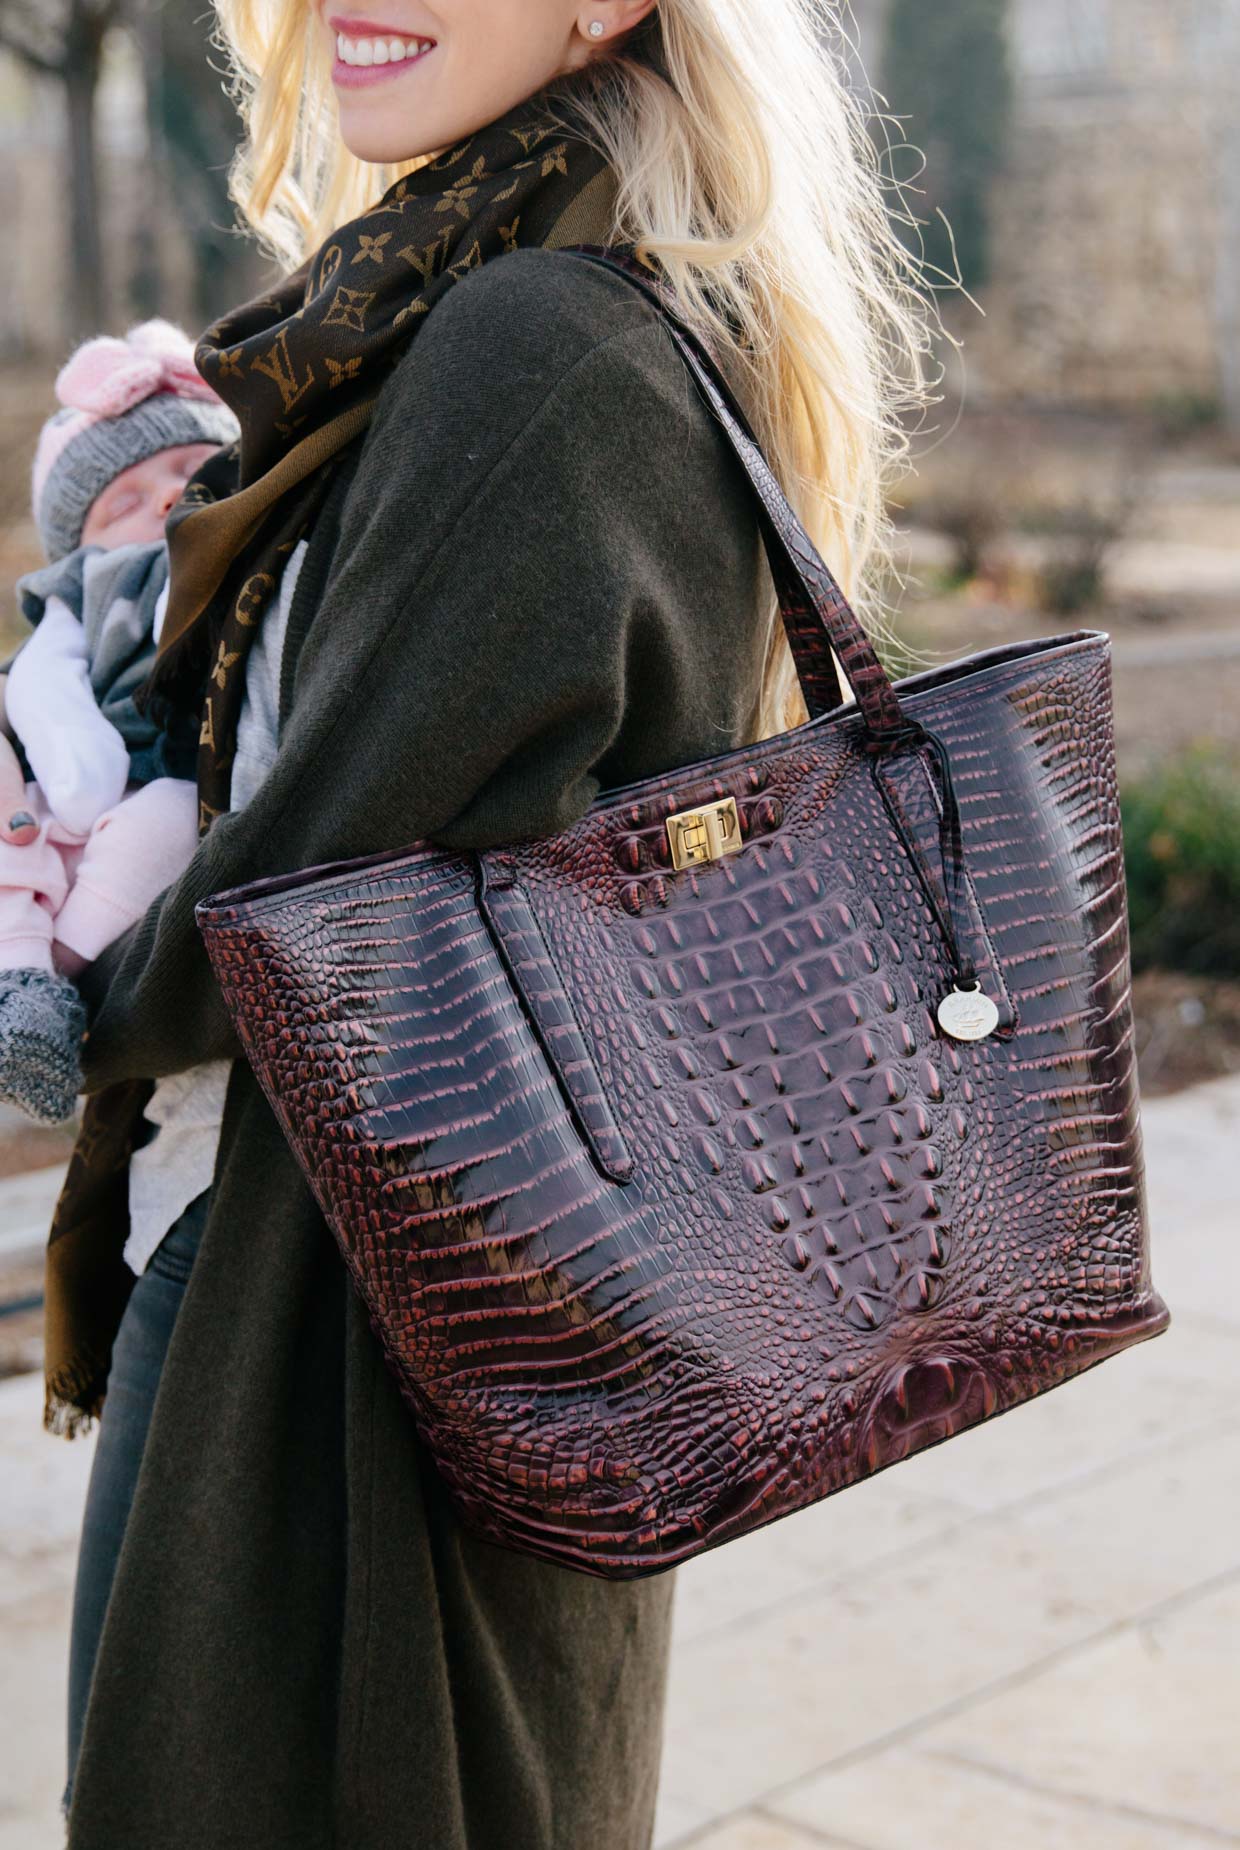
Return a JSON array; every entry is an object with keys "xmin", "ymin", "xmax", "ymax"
[{"xmin": 0, "ymin": 777, "xmax": 199, "ymax": 972}]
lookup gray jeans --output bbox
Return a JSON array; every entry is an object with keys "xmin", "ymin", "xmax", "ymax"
[{"xmin": 63, "ymin": 1186, "xmax": 211, "ymax": 1816}]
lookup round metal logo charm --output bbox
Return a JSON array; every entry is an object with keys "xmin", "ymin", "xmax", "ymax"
[{"xmin": 937, "ymin": 985, "xmax": 1000, "ymax": 1043}]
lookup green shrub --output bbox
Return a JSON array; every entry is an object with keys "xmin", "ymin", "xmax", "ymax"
[
  {"xmin": 1038, "ymin": 554, "xmax": 1106, "ymax": 616},
  {"xmin": 1022, "ymin": 478, "xmax": 1145, "ymax": 616},
  {"xmin": 917, "ymin": 493, "xmax": 1005, "ymax": 583},
  {"xmin": 1148, "ymin": 391, "xmax": 1223, "ymax": 439},
  {"xmin": 1122, "ymin": 749, "xmax": 1240, "ymax": 978}
]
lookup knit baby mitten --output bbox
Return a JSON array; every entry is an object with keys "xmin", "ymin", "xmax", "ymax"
[{"xmin": 0, "ymin": 967, "xmax": 87, "ymax": 1125}]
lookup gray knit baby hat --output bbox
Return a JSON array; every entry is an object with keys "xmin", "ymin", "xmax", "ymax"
[{"xmin": 31, "ymin": 318, "xmax": 239, "ymax": 561}]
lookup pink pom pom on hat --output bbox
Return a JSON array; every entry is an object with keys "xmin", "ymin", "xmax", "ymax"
[{"xmin": 31, "ymin": 318, "xmax": 239, "ymax": 561}]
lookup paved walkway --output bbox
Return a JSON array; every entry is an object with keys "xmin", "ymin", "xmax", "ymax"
[{"xmin": 1, "ymin": 1079, "xmax": 1236, "ymax": 1850}]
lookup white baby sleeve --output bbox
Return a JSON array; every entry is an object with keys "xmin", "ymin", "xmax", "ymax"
[
  {"xmin": 151, "ymin": 575, "xmax": 171, "ymax": 646},
  {"xmin": 6, "ymin": 596, "xmax": 131, "ymax": 835}
]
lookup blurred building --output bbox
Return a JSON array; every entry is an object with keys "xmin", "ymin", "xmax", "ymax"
[{"xmin": 858, "ymin": 0, "xmax": 1240, "ymax": 420}]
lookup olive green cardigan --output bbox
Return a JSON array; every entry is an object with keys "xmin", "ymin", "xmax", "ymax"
[{"xmin": 67, "ymin": 248, "xmax": 769, "ymax": 1850}]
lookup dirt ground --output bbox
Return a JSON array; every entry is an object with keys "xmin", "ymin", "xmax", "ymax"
[{"xmin": 0, "ymin": 363, "xmax": 52, "ymax": 644}]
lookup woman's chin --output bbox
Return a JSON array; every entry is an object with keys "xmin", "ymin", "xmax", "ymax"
[
  {"xmin": 332, "ymin": 66, "xmax": 558, "ymax": 169},
  {"xmin": 335, "ymin": 106, "xmax": 438, "ymax": 166}
]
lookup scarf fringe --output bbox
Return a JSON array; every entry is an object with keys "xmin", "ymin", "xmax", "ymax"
[{"xmin": 44, "ymin": 1360, "xmax": 106, "ymax": 1439}]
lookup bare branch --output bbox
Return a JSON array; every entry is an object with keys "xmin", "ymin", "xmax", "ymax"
[
  {"xmin": 0, "ymin": 22, "xmax": 65, "ymax": 75},
  {"xmin": 0, "ymin": 0, "xmax": 62, "ymax": 26},
  {"xmin": 0, "ymin": 0, "xmax": 68, "ymax": 71}
]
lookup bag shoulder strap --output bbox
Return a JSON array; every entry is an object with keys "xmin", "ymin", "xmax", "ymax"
[{"xmin": 560, "ymin": 244, "xmax": 907, "ymax": 739}]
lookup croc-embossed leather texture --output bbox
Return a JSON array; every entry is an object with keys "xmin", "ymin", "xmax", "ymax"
[{"xmin": 196, "ymin": 249, "xmax": 1169, "ymax": 1578}]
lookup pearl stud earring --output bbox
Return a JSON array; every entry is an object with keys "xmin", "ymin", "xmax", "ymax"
[{"xmin": 588, "ymin": 19, "xmax": 606, "ymax": 35}]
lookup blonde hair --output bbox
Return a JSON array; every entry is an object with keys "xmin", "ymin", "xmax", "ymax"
[{"xmin": 212, "ymin": 0, "xmax": 934, "ymax": 736}]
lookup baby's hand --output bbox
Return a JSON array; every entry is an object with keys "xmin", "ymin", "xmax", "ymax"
[{"xmin": 0, "ymin": 734, "xmax": 37, "ymax": 846}]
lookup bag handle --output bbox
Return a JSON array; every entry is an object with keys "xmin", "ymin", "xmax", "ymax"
[
  {"xmin": 561, "ymin": 246, "xmax": 1010, "ymax": 1032},
  {"xmin": 561, "ymin": 244, "xmax": 907, "ymax": 739}
]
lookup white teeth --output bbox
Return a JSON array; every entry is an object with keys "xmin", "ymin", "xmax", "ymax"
[{"xmin": 336, "ymin": 32, "xmax": 431, "ymax": 67}]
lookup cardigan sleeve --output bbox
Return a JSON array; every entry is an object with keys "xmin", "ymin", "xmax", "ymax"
[{"xmin": 75, "ymin": 251, "xmax": 766, "ymax": 1090}]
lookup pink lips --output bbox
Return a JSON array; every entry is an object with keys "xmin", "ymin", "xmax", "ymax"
[{"xmin": 329, "ymin": 15, "xmax": 437, "ymax": 88}]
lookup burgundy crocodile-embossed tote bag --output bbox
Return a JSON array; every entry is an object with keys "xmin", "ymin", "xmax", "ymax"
[{"xmin": 196, "ymin": 247, "xmax": 1170, "ymax": 1579}]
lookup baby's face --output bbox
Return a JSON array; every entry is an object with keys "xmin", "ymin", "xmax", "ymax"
[{"xmin": 80, "ymin": 442, "xmax": 220, "ymax": 550}]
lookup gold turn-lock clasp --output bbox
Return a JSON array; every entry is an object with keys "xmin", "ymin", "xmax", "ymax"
[{"xmin": 666, "ymin": 796, "xmax": 742, "ymax": 872}]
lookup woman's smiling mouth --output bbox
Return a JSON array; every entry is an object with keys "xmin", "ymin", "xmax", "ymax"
[{"xmin": 330, "ymin": 16, "xmax": 438, "ymax": 85}]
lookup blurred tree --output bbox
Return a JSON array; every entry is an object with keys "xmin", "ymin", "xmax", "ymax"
[
  {"xmin": 138, "ymin": 1, "xmax": 265, "ymax": 326},
  {"xmin": 882, "ymin": 0, "xmax": 1013, "ymax": 293},
  {"xmin": 0, "ymin": 0, "xmax": 125, "ymax": 334}
]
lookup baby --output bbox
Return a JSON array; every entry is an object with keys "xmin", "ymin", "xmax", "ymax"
[{"xmin": 0, "ymin": 320, "xmax": 238, "ymax": 1125}]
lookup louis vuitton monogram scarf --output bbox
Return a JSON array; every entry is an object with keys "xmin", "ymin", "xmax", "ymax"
[{"xmin": 145, "ymin": 73, "xmax": 618, "ymax": 837}]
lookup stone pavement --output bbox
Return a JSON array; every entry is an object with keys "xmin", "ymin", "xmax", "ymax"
[{"xmin": 1, "ymin": 1079, "xmax": 1237, "ymax": 1850}]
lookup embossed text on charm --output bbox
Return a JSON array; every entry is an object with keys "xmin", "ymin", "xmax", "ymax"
[
  {"xmin": 666, "ymin": 796, "xmax": 741, "ymax": 871},
  {"xmin": 937, "ymin": 984, "xmax": 1000, "ymax": 1043}
]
